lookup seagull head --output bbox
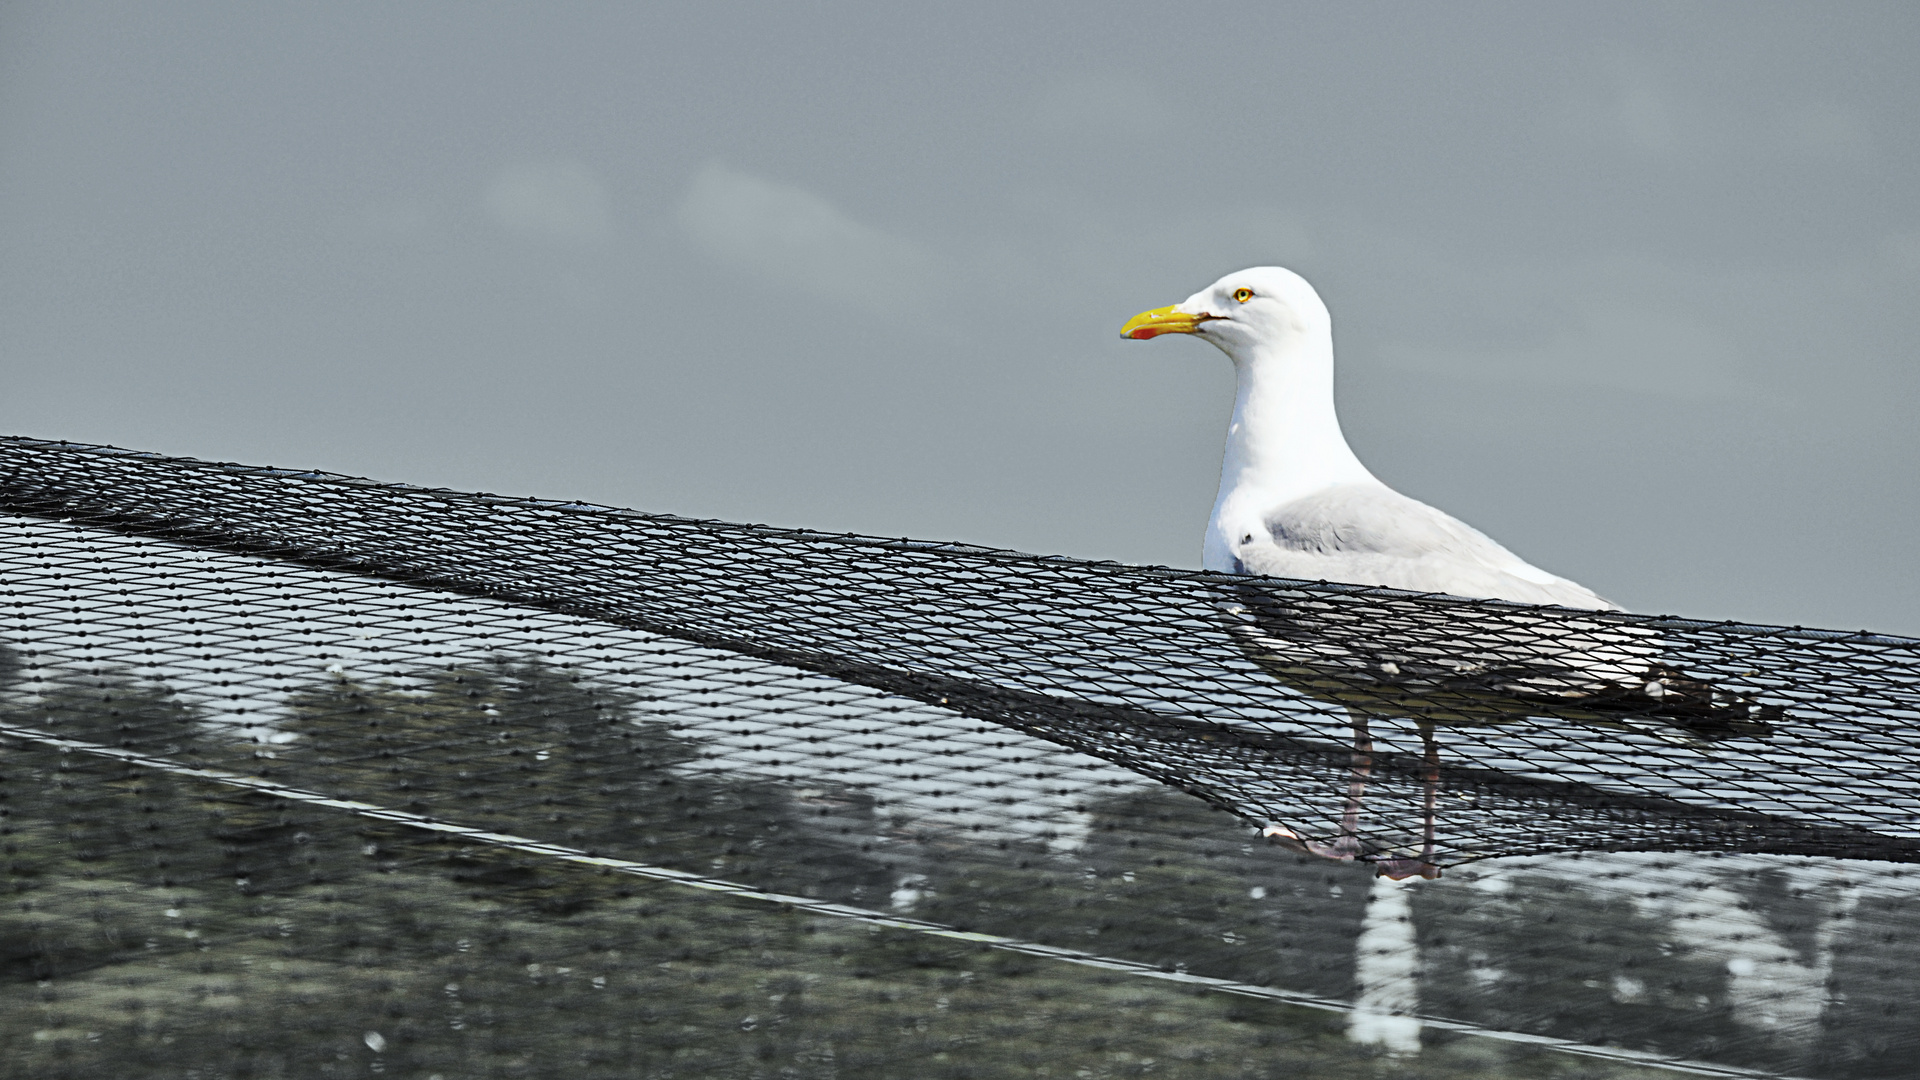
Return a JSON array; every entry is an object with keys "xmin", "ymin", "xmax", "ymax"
[{"xmin": 1119, "ymin": 267, "xmax": 1331, "ymax": 361}]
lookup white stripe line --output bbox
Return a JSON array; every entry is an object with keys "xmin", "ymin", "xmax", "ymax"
[{"xmin": 0, "ymin": 721, "xmax": 1809, "ymax": 1080}]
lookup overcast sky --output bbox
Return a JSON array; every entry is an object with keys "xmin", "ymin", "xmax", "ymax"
[{"xmin": 2, "ymin": 2, "xmax": 1915, "ymax": 633}]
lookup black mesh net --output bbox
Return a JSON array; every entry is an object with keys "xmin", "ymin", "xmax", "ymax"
[{"xmin": 3, "ymin": 435, "xmax": 1918, "ymax": 1079}]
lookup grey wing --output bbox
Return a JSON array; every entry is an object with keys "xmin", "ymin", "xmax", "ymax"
[
  {"xmin": 1243, "ymin": 483, "xmax": 1615, "ymax": 609},
  {"xmin": 1231, "ymin": 485, "xmax": 1777, "ymax": 737},
  {"xmin": 1236, "ymin": 483, "xmax": 1656, "ymax": 713}
]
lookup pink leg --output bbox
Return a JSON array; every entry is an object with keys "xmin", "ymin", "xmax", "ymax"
[
  {"xmin": 1263, "ymin": 709, "xmax": 1375, "ymax": 860},
  {"xmin": 1375, "ymin": 721, "xmax": 1442, "ymax": 880},
  {"xmin": 1333, "ymin": 710, "xmax": 1374, "ymax": 855}
]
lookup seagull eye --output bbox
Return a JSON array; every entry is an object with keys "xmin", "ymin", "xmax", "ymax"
[{"xmin": 1232, "ymin": 288, "xmax": 1254, "ymax": 303}]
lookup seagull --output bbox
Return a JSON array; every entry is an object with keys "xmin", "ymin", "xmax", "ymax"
[{"xmin": 1121, "ymin": 267, "xmax": 1774, "ymax": 879}]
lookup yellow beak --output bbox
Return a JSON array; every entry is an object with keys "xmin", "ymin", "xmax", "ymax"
[{"xmin": 1120, "ymin": 305, "xmax": 1205, "ymax": 340}]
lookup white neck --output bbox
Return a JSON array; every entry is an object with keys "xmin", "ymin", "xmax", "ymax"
[{"xmin": 1207, "ymin": 333, "xmax": 1376, "ymax": 553}]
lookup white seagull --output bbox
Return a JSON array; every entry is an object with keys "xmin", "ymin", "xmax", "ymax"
[
  {"xmin": 1123, "ymin": 266, "xmax": 1607, "ymax": 606},
  {"xmin": 1121, "ymin": 267, "xmax": 1773, "ymax": 878}
]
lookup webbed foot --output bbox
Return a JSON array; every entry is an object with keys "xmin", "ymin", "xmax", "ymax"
[
  {"xmin": 1261, "ymin": 824, "xmax": 1371, "ymax": 861},
  {"xmin": 1263, "ymin": 825, "xmax": 1440, "ymax": 878},
  {"xmin": 1371, "ymin": 857, "xmax": 1442, "ymax": 880}
]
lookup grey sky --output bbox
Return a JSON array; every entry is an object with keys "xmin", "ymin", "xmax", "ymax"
[{"xmin": 2, "ymin": 2, "xmax": 1915, "ymax": 632}]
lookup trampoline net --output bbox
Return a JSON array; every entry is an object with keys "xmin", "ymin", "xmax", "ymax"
[{"xmin": 3, "ymin": 435, "xmax": 1918, "ymax": 1079}]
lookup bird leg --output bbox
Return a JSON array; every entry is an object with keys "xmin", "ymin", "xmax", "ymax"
[
  {"xmin": 1265, "ymin": 713, "xmax": 1443, "ymax": 879},
  {"xmin": 1335, "ymin": 708, "xmax": 1375, "ymax": 855},
  {"xmin": 1263, "ymin": 708, "xmax": 1376, "ymax": 860},
  {"xmin": 1373, "ymin": 720, "xmax": 1442, "ymax": 880}
]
